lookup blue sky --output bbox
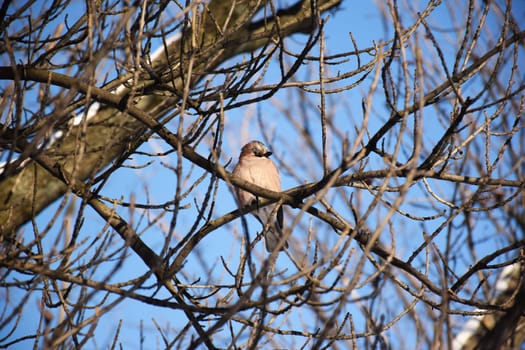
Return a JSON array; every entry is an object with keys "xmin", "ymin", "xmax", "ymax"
[{"xmin": 2, "ymin": 0, "xmax": 524, "ymax": 349}]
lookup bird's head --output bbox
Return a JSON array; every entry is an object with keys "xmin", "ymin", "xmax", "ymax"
[{"xmin": 240, "ymin": 140, "xmax": 272, "ymax": 158}]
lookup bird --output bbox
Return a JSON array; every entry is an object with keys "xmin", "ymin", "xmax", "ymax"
[{"xmin": 232, "ymin": 140, "xmax": 287, "ymax": 252}]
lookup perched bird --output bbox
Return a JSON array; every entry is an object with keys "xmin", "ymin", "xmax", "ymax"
[{"xmin": 233, "ymin": 140, "xmax": 287, "ymax": 252}]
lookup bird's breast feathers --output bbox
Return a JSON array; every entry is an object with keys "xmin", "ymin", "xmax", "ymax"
[{"xmin": 237, "ymin": 156, "xmax": 280, "ymax": 191}]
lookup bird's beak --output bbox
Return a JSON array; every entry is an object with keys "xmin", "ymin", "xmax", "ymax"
[{"xmin": 265, "ymin": 151, "xmax": 273, "ymax": 157}]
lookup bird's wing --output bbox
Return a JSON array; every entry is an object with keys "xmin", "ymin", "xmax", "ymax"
[{"xmin": 276, "ymin": 205, "xmax": 283, "ymax": 231}]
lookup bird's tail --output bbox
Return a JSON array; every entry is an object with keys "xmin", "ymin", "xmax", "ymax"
[{"xmin": 264, "ymin": 225, "xmax": 288, "ymax": 252}]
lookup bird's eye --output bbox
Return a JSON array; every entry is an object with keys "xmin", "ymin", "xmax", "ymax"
[{"xmin": 251, "ymin": 142, "xmax": 269, "ymax": 157}]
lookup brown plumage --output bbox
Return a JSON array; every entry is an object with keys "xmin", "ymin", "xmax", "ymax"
[{"xmin": 233, "ymin": 140, "xmax": 287, "ymax": 251}]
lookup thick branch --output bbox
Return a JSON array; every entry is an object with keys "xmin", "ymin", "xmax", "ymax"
[{"xmin": 0, "ymin": 0, "xmax": 341, "ymax": 235}]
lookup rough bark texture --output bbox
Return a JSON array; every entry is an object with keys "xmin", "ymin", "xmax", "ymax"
[{"xmin": 0, "ymin": 0, "xmax": 342, "ymax": 235}]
